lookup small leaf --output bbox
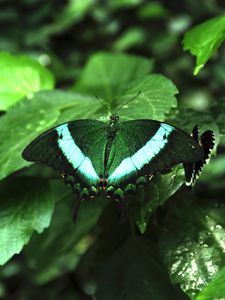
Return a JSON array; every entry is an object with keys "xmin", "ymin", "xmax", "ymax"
[
  {"xmin": 42, "ymin": 0, "xmax": 95, "ymax": 36},
  {"xmin": 138, "ymin": 3, "xmax": 168, "ymax": 19},
  {"xmin": 0, "ymin": 52, "xmax": 55, "ymax": 110},
  {"xmin": 0, "ymin": 176, "xmax": 54, "ymax": 265},
  {"xmin": 97, "ymin": 237, "xmax": 189, "ymax": 300},
  {"xmin": 0, "ymin": 90, "xmax": 100, "ymax": 180},
  {"xmin": 58, "ymin": 0, "xmax": 95, "ymax": 29},
  {"xmin": 110, "ymin": 0, "xmax": 143, "ymax": 9},
  {"xmin": 183, "ymin": 14, "xmax": 225, "ymax": 75},
  {"xmin": 74, "ymin": 52, "xmax": 153, "ymax": 100},
  {"xmin": 113, "ymin": 28, "xmax": 146, "ymax": 52}
]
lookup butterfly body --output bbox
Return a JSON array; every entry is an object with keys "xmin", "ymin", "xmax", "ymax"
[{"xmin": 22, "ymin": 115, "xmax": 214, "ymax": 208}]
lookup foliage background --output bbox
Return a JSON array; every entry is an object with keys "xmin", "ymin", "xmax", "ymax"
[{"xmin": 0, "ymin": 1, "xmax": 225, "ymax": 299}]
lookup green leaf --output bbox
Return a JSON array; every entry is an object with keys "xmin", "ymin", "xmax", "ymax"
[
  {"xmin": 0, "ymin": 176, "xmax": 54, "ymax": 265},
  {"xmin": 75, "ymin": 53, "xmax": 177, "ymax": 121},
  {"xmin": 110, "ymin": 0, "xmax": 143, "ymax": 9},
  {"xmin": 0, "ymin": 90, "xmax": 100, "ymax": 181},
  {"xmin": 138, "ymin": 3, "xmax": 168, "ymax": 19},
  {"xmin": 42, "ymin": 0, "xmax": 95, "ymax": 35},
  {"xmin": 25, "ymin": 186, "xmax": 107, "ymax": 284},
  {"xmin": 132, "ymin": 166, "xmax": 184, "ymax": 234},
  {"xmin": 97, "ymin": 237, "xmax": 189, "ymax": 300},
  {"xmin": 113, "ymin": 28, "xmax": 146, "ymax": 52},
  {"xmin": 0, "ymin": 52, "xmax": 55, "ymax": 110},
  {"xmin": 74, "ymin": 52, "xmax": 153, "ymax": 100},
  {"xmin": 197, "ymin": 267, "xmax": 225, "ymax": 300},
  {"xmin": 117, "ymin": 74, "xmax": 178, "ymax": 121},
  {"xmin": 159, "ymin": 195, "xmax": 225, "ymax": 299},
  {"xmin": 58, "ymin": 0, "xmax": 95, "ymax": 29},
  {"xmin": 183, "ymin": 14, "xmax": 225, "ymax": 75}
]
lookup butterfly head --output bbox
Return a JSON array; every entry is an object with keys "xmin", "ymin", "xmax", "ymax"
[
  {"xmin": 98, "ymin": 178, "xmax": 108, "ymax": 190},
  {"xmin": 110, "ymin": 114, "xmax": 119, "ymax": 121},
  {"xmin": 109, "ymin": 114, "xmax": 120, "ymax": 127}
]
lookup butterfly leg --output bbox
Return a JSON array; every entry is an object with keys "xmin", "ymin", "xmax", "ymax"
[
  {"xmin": 118, "ymin": 198, "xmax": 127, "ymax": 224},
  {"xmin": 114, "ymin": 188, "xmax": 127, "ymax": 224},
  {"xmin": 72, "ymin": 196, "xmax": 81, "ymax": 223},
  {"xmin": 72, "ymin": 187, "xmax": 89, "ymax": 223},
  {"xmin": 62, "ymin": 174, "xmax": 81, "ymax": 223},
  {"xmin": 63, "ymin": 174, "xmax": 74, "ymax": 190}
]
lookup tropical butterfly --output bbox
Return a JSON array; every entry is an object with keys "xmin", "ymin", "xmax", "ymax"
[{"xmin": 22, "ymin": 114, "xmax": 215, "ymax": 222}]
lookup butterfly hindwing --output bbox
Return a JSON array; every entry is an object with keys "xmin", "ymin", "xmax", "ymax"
[
  {"xmin": 184, "ymin": 128, "xmax": 215, "ymax": 186},
  {"xmin": 107, "ymin": 120, "xmax": 204, "ymax": 185},
  {"xmin": 22, "ymin": 120, "xmax": 107, "ymax": 186}
]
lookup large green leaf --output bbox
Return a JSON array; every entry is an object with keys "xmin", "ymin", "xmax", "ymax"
[
  {"xmin": 97, "ymin": 237, "xmax": 189, "ymax": 300},
  {"xmin": 117, "ymin": 74, "xmax": 178, "ymax": 121},
  {"xmin": 159, "ymin": 194, "xmax": 225, "ymax": 299},
  {"xmin": 0, "ymin": 90, "xmax": 100, "ymax": 181},
  {"xmin": 25, "ymin": 183, "xmax": 108, "ymax": 284},
  {"xmin": 0, "ymin": 176, "xmax": 54, "ymax": 265},
  {"xmin": 74, "ymin": 52, "xmax": 153, "ymax": 100},
  {"xmin": 75, "ymin": 52, "xmax": 178, "ymax": 120},
  {"xmin": 76, "ymin": 73, "xmax": 178, "ymax": 122},
  {"xmin": 0, "ymin": 52, "xmax": 55, "ymax": 110},
  {"xmin": 183, "ymin": 14, "xmax": 225, "ymax": 75}
]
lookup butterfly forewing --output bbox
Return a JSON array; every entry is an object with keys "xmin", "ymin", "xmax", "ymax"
[{"xmin": 22, "ymin": 120, "xmax": 107, "ymax": 186}]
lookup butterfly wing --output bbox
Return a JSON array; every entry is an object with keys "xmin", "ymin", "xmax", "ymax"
[
  {"xmin": 107, "ymin": 120, "xmax": 204, "ymax": 186},
  {"xmin": 22, "ymin": 120, "xmax": 107, "ymax": 186}
]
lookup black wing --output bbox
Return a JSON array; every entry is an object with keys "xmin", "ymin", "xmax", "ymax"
[{"xmin": 22, "ymin": 120, "xmax": 107, "ymax": 186}]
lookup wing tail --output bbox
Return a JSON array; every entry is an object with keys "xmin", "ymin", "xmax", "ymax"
[{"xmin": 184, "ymin": 126, "xmax": 215, "ymax": 186}]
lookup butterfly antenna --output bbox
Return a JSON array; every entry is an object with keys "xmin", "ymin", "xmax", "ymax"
[{"xmin": 114, "ymin": 90, "xmax": 141, "ymax": 114}]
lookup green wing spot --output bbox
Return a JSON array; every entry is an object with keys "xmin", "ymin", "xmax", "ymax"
[
  {"xmin": 56, "ymin": 124, "xmax": 99, "ymax": 184},
  {"xmin": 108, "ymin": 123, "xmax": 173, "ymax": 184}
]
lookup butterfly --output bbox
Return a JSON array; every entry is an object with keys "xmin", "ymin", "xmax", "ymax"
[{"xmin": 22, "ymin": 114, "xmax": 215, "ymax": 222}]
